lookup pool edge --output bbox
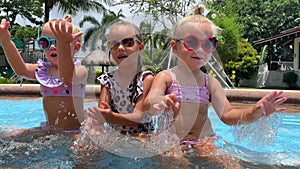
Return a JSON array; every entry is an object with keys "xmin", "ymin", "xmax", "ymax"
[{"xmin": 0, "ymin": 84, "xmax": 299, "ymax": 104}]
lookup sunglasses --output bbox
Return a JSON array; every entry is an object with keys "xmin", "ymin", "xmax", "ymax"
[
  {"xmin": 177, "ymin": 34, "xmax": 218, "ymax": 52},
  {"xmin": 108, "ymin": 37, "xmax": 140, "ymax": 51},
  {"xmin": 37, "ymin": 36, "xmax": 57, "ymax": 51}
]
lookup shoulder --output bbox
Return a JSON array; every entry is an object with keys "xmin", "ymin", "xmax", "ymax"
[
  {"xmin": 141, "ymin": 70, "xmax": 154, "ymax": 81},
  {"xmin": 155, "ymin": 70, "xmax": 172, "ymax": 81},
  {"xmin": 207, "ymin": 75, "xmax": 224, "ymax": 93}
]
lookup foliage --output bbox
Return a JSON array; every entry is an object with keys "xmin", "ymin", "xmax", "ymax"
[
  {"xmin": 207, "ymin": 0, "xmax": 300, "ymax": 43},
  {"xmin": 283, "ymin": 71, "xmax": 299, "ymax": 89},
  {"xmin": 118, "ymin": 0, "xmax": 196, "ymax": 18},
  {"xmin": 210, "ymin": 13, "xmax": 243, "ymax": 63},
  {"xmin": 0, "ymin": 76, "xmax": 13, "ymax": 84},
  {"xmin": 10, "ymin": 25, "xmax": 40, "ymax": 42},
  {"xmin": 0, "ymin": 0, "xmax": 44, "ymax": 26},
  {"xmin": 79, "ymin": 10, "xmax": 124, "ymax": 51},
  {"xmin": 40, "ymin": 0, "xmax": 112, "ymax": 23},
  {"xmin": 225, "ymin": 39, "xmax": 260, "ymax": 86}
]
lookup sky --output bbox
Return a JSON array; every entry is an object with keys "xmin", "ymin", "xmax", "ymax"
[
  {"xmin": 15, "ymin": 1, "xmax": 204, "ymax": 33},
  {"xmin": 14, "ymin": 1, "xmax": 203, "ymax": 57}
]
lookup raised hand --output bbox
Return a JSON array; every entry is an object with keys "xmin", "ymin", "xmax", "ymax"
[
  {"xmin": 0, "ymin": 19, "xmax": 11, "ymax": 41},
  {"xmin": 49, "ymin": 20, "xmax": 82, "ymax": 45},
  {"xmin": 253, "ymin": 90, "xmax": 287, "ymax": 117}
]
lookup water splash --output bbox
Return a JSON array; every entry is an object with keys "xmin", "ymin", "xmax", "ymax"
[
  {"xmin": 232, "ymin": 112, "xmax": 284, "ymax": 148},
  {"xmin": 77, "ymin": 111, "xmax": 180, "ymax": 158}
]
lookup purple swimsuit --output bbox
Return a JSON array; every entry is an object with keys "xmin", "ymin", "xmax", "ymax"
[
  {"xmin": 166, "ymin": 69, "xmax": 210, "ymax": 104},
  {"xmin": 35, "ymin": 59, "xmax": 86, "ymax": 98}
]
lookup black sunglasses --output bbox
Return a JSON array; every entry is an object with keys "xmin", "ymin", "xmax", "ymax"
[
  {"xmin": 177, "ymin": 34, "xmax": 218, "ymax": 52},
  {"xmin": 108, "ymin": 37, "xmax": 140, "ymax": 51}
]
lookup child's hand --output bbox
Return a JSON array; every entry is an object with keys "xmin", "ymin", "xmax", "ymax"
[
  {"xmin": 152, "ymin": 94, "xmax": 180, "ymax": 112},
  {"xmin": 83, "ymin": 107, "xmax": 107, "ymax": 136},
  {"xmin": 99, "ymin": 101, "xmax": 114, "ymax": 118},
  {"xmin": 253, "ymin": 91, "xmax": 287, "ymax": 117},
  {"xmin": 49, "ymin": 20, "xmax": 83, "ymax": 45},
  {"xmin": 0, "ymin": 19, "xmax": 11, "ymax": 42}
]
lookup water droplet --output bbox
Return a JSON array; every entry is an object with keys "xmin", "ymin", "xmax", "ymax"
[{"xmin": 54, "ymin": 117, "xmax": 59, "ymax": 125}]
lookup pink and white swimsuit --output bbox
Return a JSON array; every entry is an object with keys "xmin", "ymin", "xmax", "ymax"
[
  {"xmin": 166, "ymin": 69, "xmax": 210, "ymax": 104},
  {"xmin": 35, "ymin": 59, "xmax": 86, "ymax": 98}
]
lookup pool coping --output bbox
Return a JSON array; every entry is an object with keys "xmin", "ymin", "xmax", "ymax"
[{"xmin": 0, "ymin": 84, "xmax": 300, "ymax": 104}]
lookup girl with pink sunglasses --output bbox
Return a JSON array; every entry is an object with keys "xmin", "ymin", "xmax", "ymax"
[{"xmin": 144, "ymin": 4, "xmax": 287, "ymax": 165}]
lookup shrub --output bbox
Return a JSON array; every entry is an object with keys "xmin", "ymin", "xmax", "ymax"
[{"xmin": 283, "ymin": 71, "xmax": 299, "ymax": 89}]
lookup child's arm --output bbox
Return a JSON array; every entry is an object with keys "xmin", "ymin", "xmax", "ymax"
[
  {"xmin": 144, "ymin": 71, "xmax": 180, "ymax": 115},
  {"xmin": 98, "ymin": 74, "xmax": 155, "ymax": 126},
  {"xmin": 49, "ymin": 20, "xmax": 87, "ymax": 85},
  {"xmin": 210, "ymin": 77, "xmax": 287, "ymax": 125},
  {"xmin": 0, "ymin": 19, "xmax": 37, "ymax": 79}
]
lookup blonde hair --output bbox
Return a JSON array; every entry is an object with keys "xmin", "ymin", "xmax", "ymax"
[
  {"xmin": 109, "ymin": 20, "xmax": 143, "ymax": 43},
  {"xmin": 72, "ymin": 25, "xmax": 82, "ymax": 43},
  {"xmin": 173, "ymin": 4, "xmax": 220, "ymax": 38}
]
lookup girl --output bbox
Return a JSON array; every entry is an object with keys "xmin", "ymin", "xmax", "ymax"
[
  {"xmin": 0, "ymin": 19, "xmax": 88, "ymax": 133},
  {"xmin": 144, "ymin": 4, "xmax": 287, "ymax": 157},
  {"xmin": 83, "ymin": 20, "xmax": 154, "ymax": 136}
]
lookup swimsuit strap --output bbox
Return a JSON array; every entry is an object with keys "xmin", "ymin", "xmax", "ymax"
[
  {"xmin": 205, "ymin": 74, "xmax": 209, "ymax": 87},
  {"xmin": 167, "ymin": 69, "xmax": 176, "ymax": 87}
]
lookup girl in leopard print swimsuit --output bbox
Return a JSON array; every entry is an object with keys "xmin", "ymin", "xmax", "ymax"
[{"xmin": 84, "ymin": 20, "xmax": 155, "ymax": 136}]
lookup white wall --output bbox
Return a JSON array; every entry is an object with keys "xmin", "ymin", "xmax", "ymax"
[{"xmin": 294, "ymin": 37, "xmax": 300, "ymax": 70}]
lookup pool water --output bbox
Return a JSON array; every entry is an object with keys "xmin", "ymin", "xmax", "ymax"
[{"xmin": 0, "ymin": 98, "xmax": 299, "ymax": 168}]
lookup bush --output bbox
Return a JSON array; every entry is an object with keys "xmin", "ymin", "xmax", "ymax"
[
  {"xmin": 0, "ymin": 76, "xmax": 13, "ymax": 84},
  {"xmin": 283, "ymin": 71, "xmax": 299, "ymax": 89}
]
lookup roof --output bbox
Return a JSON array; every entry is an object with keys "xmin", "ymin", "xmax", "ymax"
[
  {"xmin": 253, "ymin": 27, "xmax": 300, "ymax": 48},
  {"xmin": 81, "ymin": 49, "xmax": 116, "ymax": 66}
]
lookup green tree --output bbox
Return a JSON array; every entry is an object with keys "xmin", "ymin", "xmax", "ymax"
[
  {"xmin": 207, "ymin": 0, "xmax": 300, "ymax": 43},
  {"xmin": 0, "ymin": 0, "xmax": 44, "ymax": 26},
  {"xmin": 210, "ymin": 13, "xmax": 243, "ymax": 63},
  {"xmin": 41, "ymin": 0, "xmax": 111, "ymax": 23},
  {"xmin": 11, "ymin": 25, "xmax": 40, "ymax": 42},
  {"xmin": 118, "ymin": 0, "xmax": 196, "ymax": 18},
  {"xmin": 225, "ymin": 39, "xmax": 260, "ymax": 86},
  {"xmin": 79, "ymin": 10, "xmax": 124, "ymax": 51}
]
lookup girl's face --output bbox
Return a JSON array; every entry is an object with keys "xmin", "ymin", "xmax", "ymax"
[
  {"xmin": 171, "ymin": 22, "xmax": 216, "ymax": 70},
  {"xmin": 108, "ymin": 24, "xmax": 144, "ymax": 67},
  {"xmin": 40, "ymin": 23, "xmax": 59, "ymax": 66},
  {"xmin": 39, "ymin": 22, "xmax": 79, "ymax": 67}
]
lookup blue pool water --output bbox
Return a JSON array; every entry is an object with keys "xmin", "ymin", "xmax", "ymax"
[{"xmin": 0, "ymin": 98, "xmax": 299, "ymax": 168}]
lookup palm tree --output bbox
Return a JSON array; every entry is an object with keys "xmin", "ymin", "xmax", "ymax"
[
  {"xmin": 41, "ymin": 0, "xmax": 112, "ymax": 23},
  {"xmin": 79, "ymin": 9, "xmax": 124, "ymax": 51}
]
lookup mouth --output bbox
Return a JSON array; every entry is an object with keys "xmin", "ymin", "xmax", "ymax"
[
  {"xmin": 191, "ymin": 56, "xmax": 201, "ymax": 60},
  {"xmin": 118, "ymin": 55, "xmax": 128, "ymax": 59},
  {"xmin": 50, "ymin": 53, "xmax": 57, "ymax": 57}
]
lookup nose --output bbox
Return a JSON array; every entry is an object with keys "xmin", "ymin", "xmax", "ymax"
[
  {"xmin": 116, "ymin": 43, "xmax": 126, "ymax": 51},
  {"xmin": 49, "ymin": 43, "xmax": 56, "ymax": 50}
]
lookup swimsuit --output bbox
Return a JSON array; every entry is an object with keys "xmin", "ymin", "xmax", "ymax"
[
  {"xmin": 97, "ymin": 70, "xmax": 155, "ymax": 134},
  {"xmin": 165, "ymin": 69, "xmax": 215, "ymax": 144},
  {"xmin": 166, "ymin": 69, "xmax": 210, "ymax": 104},
  {"xmin": 35, "ymin": 59, "xmax": 86, "ymax": 98}
]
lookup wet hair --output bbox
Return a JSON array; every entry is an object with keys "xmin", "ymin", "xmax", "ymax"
[
  {"xmin": 173, "ymin": 4, "xmax": 220, "ymax": 38},
  {"xmin": 108, "ymin": 20, "xmax": 143, "ymax": 71}
]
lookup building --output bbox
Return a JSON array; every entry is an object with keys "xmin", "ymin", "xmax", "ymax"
[{"xmin": 240, "ymin": 27, "xmax": 300, "ymax": 89}]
